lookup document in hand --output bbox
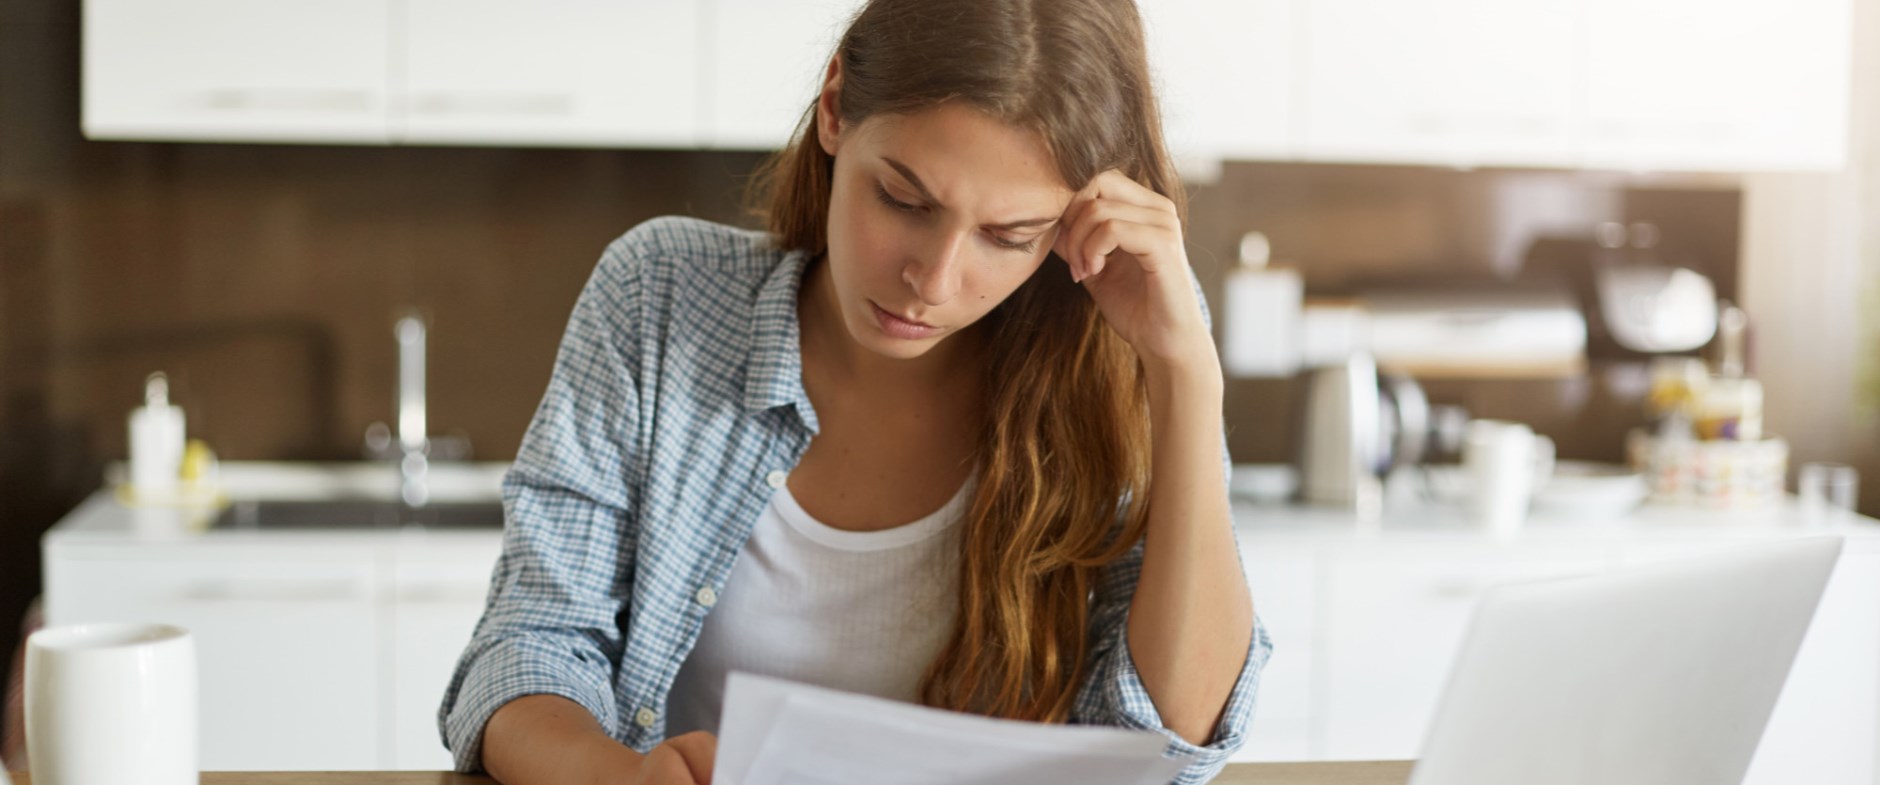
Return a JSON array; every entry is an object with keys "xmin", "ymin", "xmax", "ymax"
[{"xmin": 714, "ymin": 672, "xmax": 1196, "ymax": 785}]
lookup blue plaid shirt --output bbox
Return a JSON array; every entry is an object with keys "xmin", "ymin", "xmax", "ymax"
[{"xmin": 438, "ymin": 216, "xmax": 1273, "ymax": 784}]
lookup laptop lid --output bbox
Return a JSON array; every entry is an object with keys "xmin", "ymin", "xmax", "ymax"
[{"xmin": 1409, "ymin": 535, "xmax": 1843, "ymax": 785}]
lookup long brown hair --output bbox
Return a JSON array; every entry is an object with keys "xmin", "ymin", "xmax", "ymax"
[{"xmin": 749, "ymin": 0, "xmax": 1185, "ymax": 723}]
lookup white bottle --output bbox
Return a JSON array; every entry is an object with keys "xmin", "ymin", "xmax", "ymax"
[
  {"xmin": 1222, "ymin": 231, "xmax": 1304, "ymax": 377},
  {"xmin": 128, "ymin": 372, "xmax": 186, "ymax": 497}
]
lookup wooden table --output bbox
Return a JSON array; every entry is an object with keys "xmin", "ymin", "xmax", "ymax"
[{"xmin": 11, "ymin": 762, "xmax": 1415, "ymax": 784}]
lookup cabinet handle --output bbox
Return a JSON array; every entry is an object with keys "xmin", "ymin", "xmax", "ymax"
[
  {"xmin": 190, "ymin": 88, "xmax": 376, "ymax": 114},
  {"xmin": 408, "ymin": 92, "xmax": 575, "ymax": 117},
  {"xmin": 1427, "ymin": 578, "xmax": 1487, "ymax": 599},
  {"xmin": 394, "ymin": 583, "xmax": 488, "ymax": 604},
  {"xmin": 179, "ymin": 579, "xmax": 365, "ymax": 603}
]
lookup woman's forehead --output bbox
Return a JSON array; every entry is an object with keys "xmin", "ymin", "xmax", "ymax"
[{"xmin": 856, "ymin": 106, "xmax": 1074, "ymax": 216}]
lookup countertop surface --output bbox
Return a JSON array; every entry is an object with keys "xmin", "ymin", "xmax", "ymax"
[
  {"xmin": 9, "ymin": 762, "xmax": 1419, "ymax": 785},
  {"xmin": 46, "ymin": 462, "xmax": 1880, "ymax": 548}
]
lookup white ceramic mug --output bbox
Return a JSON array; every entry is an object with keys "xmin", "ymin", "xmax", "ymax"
[
  {"xmin": 26, "ymin": 623, "xmax": 197, "ymax": 785},
  {"xmin": 1464, "ymin": 420, "xmax": 1556, "ymax": 537}
]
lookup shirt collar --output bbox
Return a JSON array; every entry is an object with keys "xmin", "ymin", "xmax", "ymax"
[{"xmin": 742, "ymin": 246, "xmax": 820, "ymax": 434}]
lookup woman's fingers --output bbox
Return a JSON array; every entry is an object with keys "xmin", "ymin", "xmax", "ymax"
[
  {"xmin": 1053, "ymin": 170, "xmax": 1181, "ymax": 282},
  {"xmin": 1059, "ymin": 199, "xmax": 1178, "ymax": 280}
]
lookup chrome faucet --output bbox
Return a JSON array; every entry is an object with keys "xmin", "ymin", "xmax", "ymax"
[
  {"xmin": 394, "ymin": 312, "xmax": 429, "ymax": 507},
  {"xmin": 366, "ymin": 309, "xmax": 470, "ymax": 509}
]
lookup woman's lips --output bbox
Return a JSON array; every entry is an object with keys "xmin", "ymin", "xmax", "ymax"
[{"xmin": 870, "ymin": 301, "xmax": 941, "ymax": 339}]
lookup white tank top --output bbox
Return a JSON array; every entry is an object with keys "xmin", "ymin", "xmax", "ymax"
[{"xmin": 663, "ymin": 472, "xmax": 974, "ymax": 736}]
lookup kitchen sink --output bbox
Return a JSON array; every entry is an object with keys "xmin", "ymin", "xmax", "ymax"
[{"xmin": 214, "ymin": 499, "xmax": 505, "ymax": 530}]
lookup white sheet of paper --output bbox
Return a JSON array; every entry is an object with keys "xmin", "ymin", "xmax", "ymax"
[{"xmin": 716, "ymin": 672, "xmax": 1194, "ymax": 785}]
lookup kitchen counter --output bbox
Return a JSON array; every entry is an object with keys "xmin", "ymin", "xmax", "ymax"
[
  {"xmin": 39, "ymin": 463, "xmax": 1880, "ymax": 776},
  {"xmin": 7, "ymin": 761, "xmax": 1420, "ymax": 785},
  {"xmin": 45, "ymin": 461, "xmax": 1880, "ymax": 547}
]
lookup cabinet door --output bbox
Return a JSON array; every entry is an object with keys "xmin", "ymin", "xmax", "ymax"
[
  {"xmin": 1231, "ymin": 541, "xmax": 1317, "ymax": 762},
  {"xmin": 704, "ymin": 0, "xmax": 863, "ymax": 150},
  {"xmin": 1300, "ymin": 0, "xmax": 1578, "ymax": 168},
  {"xmin": 1580, "ymin": 0, "xmax": 1852, "ymax": 171},
  {"xmin": 1319, "ymin": 542, "xmax": 1608, "ymax": 760},
  {"xmin": 48, "ymin": 551, "xmax": 382, "ymax": 770},
  {"xmin": 387, "ymin": 542, "xmax": 502, "ymax": 770},
  {"xmin": 83, "ymin": 0, "xmax": 391, "ymax": 143},
  {"xmin": 1143, "ymin": 0, "xmax": 1296, "ymax": 170},
  {"xmin": 398, "ymin": 0, "xmax": 701, "ymax": 147}
]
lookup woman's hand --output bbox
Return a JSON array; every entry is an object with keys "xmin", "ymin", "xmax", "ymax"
[
  {"xmin": 629, "ymin": 731, "xmax": 718, "ymax": 785},
  {"xmin": 1050, "ymin": 169, "xmax": 1216, "ymax": 371}
]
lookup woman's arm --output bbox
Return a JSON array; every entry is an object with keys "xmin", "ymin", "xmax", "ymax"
[
  {"xmin": 483, "ymin": 695, "xmax": 646, "ymax": 785},
  {"xmin": 1049, "ymin": 168, "xmax": 1258, "ymax": 748},
  {"xmin": 483, "ymin": 695, "xmax": 722, "ymax": 785},
  {"xmin": 1126, "ymin": 351, "xmax": 1255, "ymax": 747}
]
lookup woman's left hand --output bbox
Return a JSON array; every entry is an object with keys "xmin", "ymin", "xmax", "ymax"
[{"xmin": 1051, "ymin": 169, "xmax": 1216, "ymax": 370}]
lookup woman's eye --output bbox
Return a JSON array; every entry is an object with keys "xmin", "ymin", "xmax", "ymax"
[
  {"xmin": 873, "ymin": 184, "xmax": 925, "ymax": 215},
  {"xmin": 992, "ymin": 234, "xmax": 1039, "ymax": 254}
]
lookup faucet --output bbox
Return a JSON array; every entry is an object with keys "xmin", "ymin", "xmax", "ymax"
[
  {"xmin": 365, "ymin": 309, "xmax": 471, "ymax": 509},
  {"xmin": 394, "ymin": 311, "xmax": 430, "ymax": 507}
]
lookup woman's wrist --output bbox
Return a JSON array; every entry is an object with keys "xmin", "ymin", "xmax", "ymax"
[{"xmin": 1142, "ymin": 343, "xmax": 1224, "ymax": 403}]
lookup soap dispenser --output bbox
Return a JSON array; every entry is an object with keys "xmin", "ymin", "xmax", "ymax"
[{"xmin": 128, "ymin": 371, "xmax": 186, "ymax": 497}]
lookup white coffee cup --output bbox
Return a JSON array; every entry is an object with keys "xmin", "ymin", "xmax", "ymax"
[
  {"xmin": 26, "ymin": 623, "xmax": 197, "ymax": 785},
  {"xmin": 1464, "ymin": 420, "xmax": 1556, "ymax": 537}
]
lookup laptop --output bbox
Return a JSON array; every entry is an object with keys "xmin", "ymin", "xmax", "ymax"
[{"xmin": 1409, "ymin": 535, "xmax": 1843, "ymax": 785}]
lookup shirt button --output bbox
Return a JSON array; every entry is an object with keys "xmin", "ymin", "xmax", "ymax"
[
  {"xmin": 696, "ymin": 586, "xmax": 718, "ymax": 607},
  {"xmin": 765, "ymin": 470, "xmax": 788, "ymax": 489},
  {"xmin": 635, "ymin": 707, "xmax": 658, "ymax": 728}
]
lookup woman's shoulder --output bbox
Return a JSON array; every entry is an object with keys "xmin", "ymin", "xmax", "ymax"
[{"xmin": 602, "ymin": 215, "xmax": 786, "ymax": 280}]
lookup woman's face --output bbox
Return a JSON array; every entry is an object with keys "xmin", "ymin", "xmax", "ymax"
[{"xmin": 817, "ymin": 97, "xmax": 1075, "ymax": 361}]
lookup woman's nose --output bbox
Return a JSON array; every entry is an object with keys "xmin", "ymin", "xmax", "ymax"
[{"xmin": 903, "ymin": 230, "xmax": 968, "ymax": 305}]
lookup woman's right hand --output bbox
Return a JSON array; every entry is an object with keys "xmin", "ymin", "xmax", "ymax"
[{"xmin": 629, "ymin": 731, "xmax": 719, "ymax": 785}]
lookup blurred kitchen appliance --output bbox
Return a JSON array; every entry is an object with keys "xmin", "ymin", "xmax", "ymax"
[
  {"xmin": 1301, "ymin": 354, "xmax": 1382, "ymax": 507},
  {"xmin": 1222, "ymin": 231, "xmax": 1304, "ymax": 376},
  {"xmin": 1592, "ymin": 221, "xmax": 1718, "ymax": 353},
  {"xmin": 1300, "ymin": 354, "xmax": 1451, "ymax": 509},
  {"xmin": 1360, "ymin": 286, "xmax": 1588, "ymax": 378}
]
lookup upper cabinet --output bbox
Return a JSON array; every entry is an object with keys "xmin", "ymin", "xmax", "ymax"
[
  {"xmin": 1144, "ymin": 0, "xmax": 1297, "ymax": 166},
  {"xmin": 1578, "ymin": 0, "xmax": 1853, "ymax": 171},
  {"xmin": 398, "ymin": 0, "xmax": 700, "ymax": 148},
  {"xmin": 704, "ymin": 0, "xmax": 862, "ymax": 150},
  {"xmin": 82, "ymin": 0, "xmax": 1855, "ymax": 172},
  {"xmin": 83, "ymin": 0, "xmax": 393, "ymax": 143},
  {"xmin": 1301, "ymin": 0, "xmax": 1580, "ymax": 168}
]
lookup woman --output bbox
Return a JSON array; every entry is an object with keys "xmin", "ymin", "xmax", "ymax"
[{"xmin": 439, "ymin": 1, "xmax": 1271, "ymax": 783}]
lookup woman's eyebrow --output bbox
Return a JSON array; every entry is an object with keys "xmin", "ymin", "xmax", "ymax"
[{"xmin": 883, "ymin": 156, "xmax": 1060, "ymax": 231}]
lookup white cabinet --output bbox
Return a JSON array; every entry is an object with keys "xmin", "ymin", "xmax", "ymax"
[
  {"xmin": 1300, "ymin": 0, "xmax": 1580, "ymax": 168},
  {"xmin": 1233, "ymin": 542, "xmax": 1317, "ymax": 762},
  {"xmin": 82, "ymin": 0, "xmax": 392, "ymax": 143},
  {"xmin": 82, "ymin": 0, "xmax": 1853, "ymax": 171},
  {"xmin": 398, "ymin": 0, "xmax": 701, "ymax": 147},
  {"xmin": 1579, "ymin": 0, "xmax": 1853, "ymax": 171},
  {"xmin": 387, "ymin": 544, "xmax": 502, "ymax": 770},
  {"xmin": 703, "ymin": 0, "xmax": 861, "ymax": 150},
  {"xmin": 44, "ymin": 534, "xmax": 501, "ymax": 771},
  {"xmin": 1143, "ymin": 0, "xmax": 1296, "ymax": 168},
  {"xmin": 1316, "ymin": 542, "xmax": 1606, "ymax": 760},
  {"xmin": 46, "ymin": 548, "xmax": 384, "ymax": 770}
]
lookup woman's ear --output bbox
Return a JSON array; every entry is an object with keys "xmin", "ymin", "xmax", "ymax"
[{"xmin": 815, "ymin": 56, "xmax": 844, "ymax": 157}]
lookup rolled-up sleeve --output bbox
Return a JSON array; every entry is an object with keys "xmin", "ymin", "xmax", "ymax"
[
  {"xmin": 1070, "ymin": 532, "xmax": 1274, "ymax": 784},
  {"xmin": 437, "ymin": 235, "xmax": 648, "ymax": 773}
]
